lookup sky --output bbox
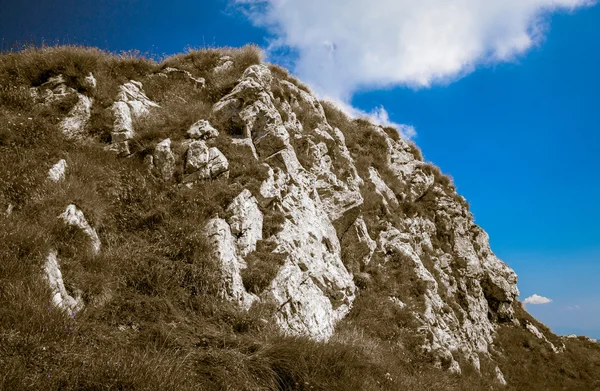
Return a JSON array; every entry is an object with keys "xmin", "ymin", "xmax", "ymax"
[{"xmin": 1, "ymin": 0, "xmax": 599, "ymax": 339}]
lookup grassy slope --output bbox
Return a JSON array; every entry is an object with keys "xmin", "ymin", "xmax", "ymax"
[{"xmin": 0, "ymin": 45, "xmax": 598, "ymax": 391}]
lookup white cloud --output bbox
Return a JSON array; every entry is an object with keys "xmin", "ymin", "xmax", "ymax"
[
  {"xmin": 235, "ymin": 0, "xmax": 595, "ymax": 100},
  {"xmin": 524, "ymin": 294, "xmax": 553, "ymax": 305}
]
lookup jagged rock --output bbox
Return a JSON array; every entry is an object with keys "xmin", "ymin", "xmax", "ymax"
[
  {"xmin": 258, "ymin": 165, "xmax": 287, "ymax": 206},
  {"xmin": 267, "ymin": 178, "xmax": 356, "ymax": 341},
  {"xmin": 59, "ymin": 204, "xmax": 101, "ymax": 255},
  {"xmin": 153, "ymin": 138, "xmax": 176, "ymax": 181},
  {"xmin": 205, "ymin": 218, "xmax": 257, "ymax": 310},
  {"xmin": 111, "ymin": 101, "xmax": 134, "ymax": 141},
  {"xmin": 44, "ymin": 250, "xmax": 84, "ymax": 314},
  {"xmin": 83, "ymin": 73, "xmax": 97, "ymax": 89},
  {"xmin": 116, "ymin": 80, "xmax": 159, "ymax": 117},
  {"xmin": 340, "ymin": 216, "xmax": 376, "ymax": 273},
  {"xmin": 368, "ymin": 167, "xmax": 399, "ymax": 211},
  {"xmin": 48, "ymin": 159, "xmax": 67, "ymax": 183},
  {"xmin": 183, "ymin": 140, "xmax": 229, "ymax": 183},
  {"xmin": 60, "ymin": 94, "xmax": 92, "ymax": 138},
  {"xmin": 212, "ymin": 65, "xmax": 290, "ymax": 157},
  {"xmin": 495, "ymin": 366, "xmax": 507, "ymax": 386},
  {"xmin": 110, "ymin": 80, "xmax": 158, "ymax": 149},
  {"xmin": 187, "ymin": 119, "xmax": 219, "ymax": 140},
  {"xmin": 38, "ymin": 75, "xmax": 74, "ymax": 103},
  {"xmin": 226, "ymin": 189, "xmax": 263, "ymax": 256},
  {"xmin": 185, "ymin": 140, "xmax": 210, "ymax": 173},
  {"xmin": 408, "ymin": 166, "xmax": 435, "ymax": 201}
]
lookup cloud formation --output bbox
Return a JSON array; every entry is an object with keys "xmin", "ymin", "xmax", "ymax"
[
  {"xmin": 524, "ymin": 294, "xmax": 553, "ymax": 305},
  {"xmin": 236, "ymin": 0, "xmax": 595, "ymax": 99}
]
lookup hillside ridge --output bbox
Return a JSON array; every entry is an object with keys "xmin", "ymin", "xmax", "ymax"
[{"xmin": 1, "ymin": 45, "xmax": 599, "ymax": 390}]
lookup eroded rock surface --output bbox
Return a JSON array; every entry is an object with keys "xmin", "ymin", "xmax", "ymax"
[
  {"xmin": 205, "ymin": 218, "xmax": 257, "ymax": 310},
  {"xmin": 226, "ymin": 189, "xmax": 263, "ymax": 256},
  {"xmin": 183, "ymin": 140, "xmax": 229, "ymax": 183},
  {"xmin": 44, "ymin": 251, "xmax": 84, "ymax": 314},
  {"xmin": 48, "ymin": 159, "xmax": 67, "ymax": 183},
  {"xmin": 187, "ymin": 119, "xmax": 219, "ymax": 140},
  {"xmin": 153, "ymin": 138, "xmax": 176, "ymax": 181},
  {"xmin": 110, "ymin": 80, "xmax": 158, "ymax": 154}
]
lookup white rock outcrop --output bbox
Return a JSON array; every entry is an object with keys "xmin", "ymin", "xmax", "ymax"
[
  {"xmin": 340, "ymin": 216, "xmax": 376, "ymax": 273},
  {"xmin": 213, "ymin": 64, "xmax": 356, "ymax": 340},
  {"xmin": 226, "ymin": 189, "xmax": 263, "ymax": 256},
  {"xmin": 187, "ymin": 119, "xmax": 219, "ymax": 140},
  {"xmin": 153, "ymin": 138, "xmax": 176, "ymax": 181},
  {"xmin": 110, "ymin": 80, "xmax": 158, "ymax": 154},
  {"xmin": 44, "ymin": 251, "xmax": 84, "ymax": 314},
  {"xmin": 48, "ymin": 159, "xmax": 68, "ymax": 183},
  {"xmin": 368, "ymin": 167, "xmax": 399, "ymax": 211},
  {"xmin": 59, "ymin": 204, "xmax": 101, "ymax": 255},
  {"xmin": 183, "ymin": 141, "xmax": 229, "ymax": 183},
  {"xmin": 60, "ymin": 94, "xmax": 92, "ymax": 138},
  {"xmin": 205, "ymin": 218, "xmax": 257, "ymax": 310}
]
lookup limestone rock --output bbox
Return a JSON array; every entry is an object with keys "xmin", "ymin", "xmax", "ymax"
[
  {"xmin": 110, "ymin": 80, "xmax": 158, "ymax": 150},
  {"xmin": 495, "ymin": 367, "xmax": 507, "ymax": 386},
  {"xmin": 340, "ymin": 216, "xmax": 376, "ymax": 273},
  {"xmin": 83, "ymin": 73, "xmax": 97, "ymax": 89},
  {"xmin": 267, "ymin": 179, "xmax": 356, "ymax": 341},
  {"xmin": 59, "ymin": 204, "xmax": 101, "ymax": 255},
  {"xmin": 38, "ymin": 75, "xmax": 75, "ymax": 103},
  {"xmin": 183, "ymin": 141, "xmax": 229, "ymax": 183},
  {"xmin": 153, "ymin": 138, "xmax": 176, "ymax": 181},
  {"xmin": 187, "ymin": 119, "xmax": 219, "ymax": 140},
  {"xmin": 205, "ymin": 218, "xmax": 257, "ymax": 310},
  {"xmin": 226, "ymin": 189, "xmax": 263, "ymax": 256},
  {"xmin": 60, "ymin": 94, "xmax": 92, "ymax": 138},
  {"xmin": 116, "ymin": 80, "xmax": 159, "ymax": 117},
  {"xmin": 368, "ymin": 167, "xmax": 399, "ymax": 211},
  {"xmin": 48, "ymin": 159, "xmax": 67, "ymax": 183},
  {"xmin": 212, "ymin": 65, "xmax": 290, "ymax": 157},
  {"xmin": 408, "ymin": 166, "xmax": 435, "ymax": 201},
  {"xmin": 44, "ymin": 251, "xmax": 84, "ymax": 314}
]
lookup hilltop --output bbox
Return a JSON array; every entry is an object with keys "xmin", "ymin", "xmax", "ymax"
[{"xmin": 0, "ymin": 45, "xmax": 599, "ymax": 390}]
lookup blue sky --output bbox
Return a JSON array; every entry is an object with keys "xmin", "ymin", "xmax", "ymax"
[{"xmin": 1, "ymin": 0, "xmax": 599, "ymax": 339}]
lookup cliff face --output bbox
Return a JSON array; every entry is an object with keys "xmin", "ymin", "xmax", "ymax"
[{"xmin": 1, "ymin": 46, "xmax": 598, "ymax": 390}]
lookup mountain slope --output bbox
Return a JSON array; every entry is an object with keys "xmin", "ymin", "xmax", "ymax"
[{"xmin": 1, "ymin": 45, "xmax": 599, "ymax": 391}]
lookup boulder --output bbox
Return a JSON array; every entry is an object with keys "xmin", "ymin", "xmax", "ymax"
[
  {"xmin": 153, "ymin": 138, "xmax": 176, "ymax": 181},
  {"xmin": 187, "ymin": 119, "xmax": 219, "ymax": 140}
]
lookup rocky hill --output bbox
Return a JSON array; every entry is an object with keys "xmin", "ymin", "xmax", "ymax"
[{"xmin": 1, "ymin": 45, "xmax": 599, "ymax": 390}]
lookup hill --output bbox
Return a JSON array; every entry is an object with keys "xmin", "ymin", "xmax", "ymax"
[{"xmin": 1, "ymin": 45, "xmax": 599, "ymax": 390}]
